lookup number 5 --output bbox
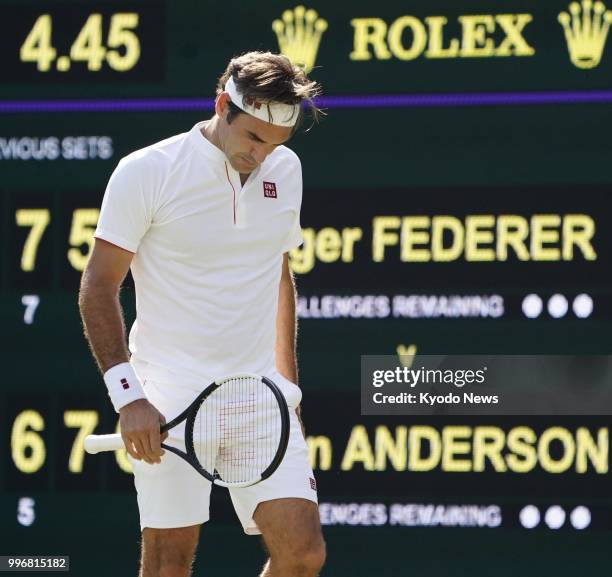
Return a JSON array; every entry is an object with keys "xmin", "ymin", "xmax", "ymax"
[
  {"xmin": 106, "ymin": 13, "xmax": 141, "ymax": 71},
  {"xmin": 67, "ymin": 209, "xmax": 100, "ymax": 271},
  {"xmin": 17, "ymin": 497, "xmax": 36, "ymax": 527}
]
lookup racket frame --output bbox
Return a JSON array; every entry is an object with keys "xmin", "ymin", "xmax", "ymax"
[{"xmin": 160, "ymin": 374, "xmax": 290, "ymax": 488}]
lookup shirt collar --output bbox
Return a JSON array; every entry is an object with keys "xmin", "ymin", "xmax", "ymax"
[{"xmin": 189, "ymin": 121, "xmax": 227, "ymax": 163}]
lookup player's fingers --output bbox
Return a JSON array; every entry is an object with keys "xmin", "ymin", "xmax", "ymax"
[
  {"xmin": 122, "ymin": 435, "xmax": 141, "ymax": 461},
  {"xmin": 149, "ymin": 427, "xmax": 162, "ymax": 463},
  {"xmin": 159, "ymin": 414, "xmax": 168, "ymax": 451},
  {"xmin": 132, "ymin": 433, "xmax": 155, "ymax": 464},
  {"xmin": 140, "ymin": 431, "xmax": 159, "ymax": 464}
]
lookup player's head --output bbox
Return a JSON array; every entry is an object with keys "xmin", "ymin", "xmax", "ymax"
[{"xmin": 214, "ymin": 51, "xmax": 322, "ymax": 173}]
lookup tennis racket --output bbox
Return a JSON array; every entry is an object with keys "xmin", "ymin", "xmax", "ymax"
[{"xmin": 84, "ymin": 374, "xmax": 290, "ymax": 488}]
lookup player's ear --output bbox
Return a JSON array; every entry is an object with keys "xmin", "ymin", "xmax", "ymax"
[{"xmin": 216, "ymin": 92, "xmax": 230, "ymax": 121}]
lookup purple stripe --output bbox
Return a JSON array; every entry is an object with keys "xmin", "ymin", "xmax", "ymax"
[
  {"xmin": 1, "ymin": 90, "xmax": 612, "ymax": 113},
  {"xmin": 0, "ymin": 98, "xmax": 216, "ymax": 113},
  {"xmin": 317, "ymin": 90, "xmax": 612, "ymax": 107}
]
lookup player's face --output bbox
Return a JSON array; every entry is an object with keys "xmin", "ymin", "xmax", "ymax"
[{"xmin": 220, "ymin": 101, "xmax": 293, "ymax": 174}]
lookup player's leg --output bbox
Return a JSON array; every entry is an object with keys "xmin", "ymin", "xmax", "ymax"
[
  {"xmin": 131, "ymin": 443, "xmax": 210, "ymax": 577},
  {"xmin": 129, "ymin": 377, "xmax": 213, "ymax": 576},
  {"xmin": 140, "ymin": 526, "xmax": 200, "ymax": 577},
  {"xmin": 227, "ymin": 382, "xmax": 322, "ymax": 575},
  {"xmin": 254, "ymin": 498, "xmax": 325, "ymax": 577}
]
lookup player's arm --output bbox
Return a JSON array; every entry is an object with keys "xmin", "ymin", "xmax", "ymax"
[
  {"xmin": 276, "ymin": 253, "xmax": 305, "ymax": 433},
  {"xmin": 276, "ymin": 253, "xmax": 298, "ymax": 383},
  {"xmin": 79, "ymin": 238, "xmax": 166, "ymax": 464}
]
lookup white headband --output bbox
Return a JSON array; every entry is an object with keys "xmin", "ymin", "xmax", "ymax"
[{"xmin": 224, "ymin": 76, "xmax": 300, "ymax": 127}]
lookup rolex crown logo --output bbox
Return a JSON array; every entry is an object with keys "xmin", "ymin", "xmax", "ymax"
[
  {"xmin": 272, "ymin": 6, "xmax": 328, "ymax": 73},
  {"xmin": 397, "ymin": 344, "xmax": 417, "ymax": 369},
  {"xmin": 558, "ymin": 0, "xmax": 612, "ymax": 69}
]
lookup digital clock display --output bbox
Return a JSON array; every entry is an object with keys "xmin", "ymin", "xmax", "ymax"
[{"xmin": 0, "ymin": 4, "xmax": 164, "ymax": 81}]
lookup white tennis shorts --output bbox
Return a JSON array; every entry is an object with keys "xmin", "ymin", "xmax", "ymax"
[{"xmin": 128, "ymin": 366, "xmax": 317, "ymax": 534}]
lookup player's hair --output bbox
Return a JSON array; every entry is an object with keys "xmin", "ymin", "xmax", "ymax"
[{"xmin": 216, "ymin": 51, "xmax": 323, "ymax": 134}]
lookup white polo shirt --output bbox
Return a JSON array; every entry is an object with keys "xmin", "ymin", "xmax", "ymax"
[{"xmin": 95, "ymin": 122, "xmax": 303, "ymax": 384}]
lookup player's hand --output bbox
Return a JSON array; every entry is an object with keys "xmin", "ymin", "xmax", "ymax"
[{"xmin": 119, "ymin": 399, "xmax": 168, "ymax": 464}]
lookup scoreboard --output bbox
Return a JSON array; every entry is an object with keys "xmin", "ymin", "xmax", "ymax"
[{"xmin": 2, "ymin": 1, "xmax": 612, "ymax": 576}]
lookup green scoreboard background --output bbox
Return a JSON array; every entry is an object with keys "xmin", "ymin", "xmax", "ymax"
[{"xmin": 1, "ymin": 1, "xmax": 611, "ymax": 575}]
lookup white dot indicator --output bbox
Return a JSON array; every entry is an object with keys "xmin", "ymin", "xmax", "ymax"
[
  {"xmin": 570, "ymin": 506, "xmax": 591, "ymax": 530},
  {"xmin": 548, "ymin": 294, "xmax": 568, "ymax": 318},
  {"xmin": 522, "ymin": 294, "xmax": 543, "ymax": 318},
  {"xmin": 544, "ymin": 505, "xmax": 566, "ymax": 529},
  {"xmin": 519, "ymin": 505, "xmax": 540, "ymax": 529},
  {"xmin": 573, "ymin": 294, "xmax": 593, "ymax": 319}
]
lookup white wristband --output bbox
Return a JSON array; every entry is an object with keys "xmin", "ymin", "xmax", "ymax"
[{"xmin": 104, "ymin": 362, "xmax": 146, "ymax": 413}]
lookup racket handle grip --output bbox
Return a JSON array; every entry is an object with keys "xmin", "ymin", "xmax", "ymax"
[{"xmin": 84, "ymin": 433, "xmax": 124, "ymax": 454}]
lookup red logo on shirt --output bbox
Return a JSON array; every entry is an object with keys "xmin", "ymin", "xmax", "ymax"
[
  {"xmin": 309, "ymin": 477, "xmax": 317, "ymax": 491},
  {"xmin": 121, "ymin": 378, "xmax": 130, "ymax": 390},
  {"xmin": 263, "ymin": 181, "xmax": 277, "ymax": 198}
]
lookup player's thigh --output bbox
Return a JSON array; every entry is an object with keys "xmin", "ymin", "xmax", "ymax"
[
  {"xmin": 254, "ymin": 498, "xmax": 325, "ymax": 558},
  {"xmin": 141, "ymin": 525, "xmax": 200, "ymax": 571}
]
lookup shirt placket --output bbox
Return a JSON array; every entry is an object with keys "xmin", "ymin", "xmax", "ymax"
[
  {"xmin": 224, "ymin": 162, "xmax": 243, "ymax": 226},
  {"xmin": 224, "ymin": 162, "xmax": 259, "ymax": 227}
]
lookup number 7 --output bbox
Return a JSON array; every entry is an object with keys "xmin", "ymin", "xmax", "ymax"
[
  {"xmin": 64, "ymin": 411, "xmax": 99, "ymax": 473},
  {"xmin": 22, "ymin": 295, "xmax": 40, "ymax": 325},
  {"xmin": 16, "ymin": 209, "xmax": 50, "ymax": 271}
]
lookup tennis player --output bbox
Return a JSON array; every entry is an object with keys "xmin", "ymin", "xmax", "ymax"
[{"xmin": 79, "ymin": 52, "xmax": 325, "ymax": 577}]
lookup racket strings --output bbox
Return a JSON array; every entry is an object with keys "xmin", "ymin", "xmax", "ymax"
[{"xmin": 194, "ymin": 376, "xmax": 282, "ymax": 484}]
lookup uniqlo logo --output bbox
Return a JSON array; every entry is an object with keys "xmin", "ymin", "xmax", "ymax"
[
  {"xmin": 121, "ymin": 378, "xmax": 130, "ymax": 390},
  {"xmin": 263, "ymin": 181, "xmax": 277, "ymax": 198}
]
